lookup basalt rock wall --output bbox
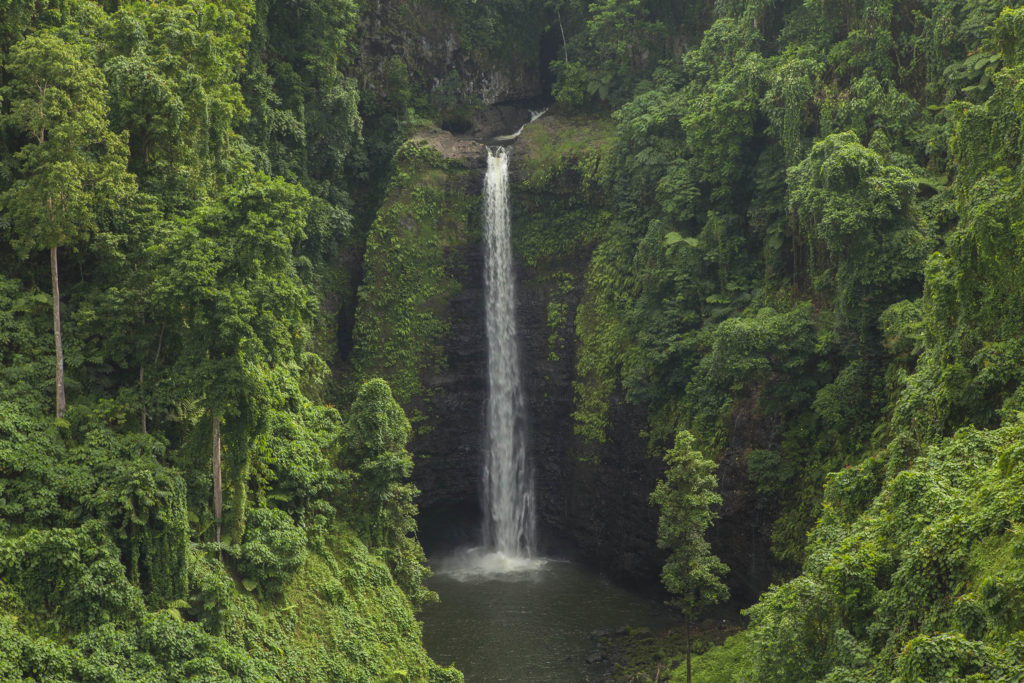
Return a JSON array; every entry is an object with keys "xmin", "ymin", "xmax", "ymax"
[
  {"xmin": 350, "ymin": 131, "xmax": 486, "ymax": 524},
  {"xmin": 358, "ymin": 0, "xmax": 546, "ymax": 107},
  {"xmin": 507, "ymin": 115, "xmax": 781, "ymax": 597},
  {"xmin": 509, "ymin": 115, "xmax": 664, "ymax": 585}
]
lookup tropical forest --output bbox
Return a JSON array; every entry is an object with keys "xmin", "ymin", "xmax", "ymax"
[{"xmin": 3, "ymin": 0, "xmax": 1024, "ymax": 681}]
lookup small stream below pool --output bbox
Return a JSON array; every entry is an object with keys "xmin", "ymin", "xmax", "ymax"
[{"xmin": 420, "ymin": 550, "xmax": 682, "ymax": 682}]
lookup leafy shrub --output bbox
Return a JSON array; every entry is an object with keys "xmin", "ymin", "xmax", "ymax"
[
  {"xmin": 238, "ymin": 507, "xmax": 307, "ymax": 595},
  {"xmin": 552, "ymin": 60, "xmax": 591, "ymax": 108},
  {"xmin": 0, "ymin": 522, "xmax": 145, "ymax": 633}
]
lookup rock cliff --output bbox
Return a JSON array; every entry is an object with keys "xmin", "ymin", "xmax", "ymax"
[
  {"xmin": 353, "ymin": 114, "xmax": 778, "ymax": 598},
  {"xmin": 358, "ymin": 0, "xmax": 546, "ymax": 108}
]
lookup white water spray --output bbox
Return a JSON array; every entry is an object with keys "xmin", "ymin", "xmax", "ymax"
[{"xmin": 481, "ymin": 146, "xmax": 536, "ymax": 559}]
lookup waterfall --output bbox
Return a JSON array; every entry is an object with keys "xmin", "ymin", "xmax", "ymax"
[
  {"xmin": 434, "ymin": 138, "xmax": 545, "ymax": 579},
  {"xmin": 481, "ymin": 146, "xmax": 535, "ymax": 558}
]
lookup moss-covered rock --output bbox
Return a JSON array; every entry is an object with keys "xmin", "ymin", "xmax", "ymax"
[
  {"xmin": 358, "ymin": 0, "xmax": 547, "ymax": 113},
  {"xmin": 511, "ymin": 113, "xmax": 620, "ymax": 447},
  {"xmin": 352, "ymin": 138, "xmax": 482, "ymax": 428}
]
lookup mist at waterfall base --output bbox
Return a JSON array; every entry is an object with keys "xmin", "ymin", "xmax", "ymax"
[{"xmin": 419, "ymin": 147, "xmax": 681, "ymax": 681}]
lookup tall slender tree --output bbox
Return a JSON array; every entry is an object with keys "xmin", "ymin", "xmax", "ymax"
[
  {"xmin": 650, "ymin": 430, "xmax": 729, "ymax": 683},
  {"xmin": 1, "ymin": 31, "xmax": 134, "ymax": 418}
]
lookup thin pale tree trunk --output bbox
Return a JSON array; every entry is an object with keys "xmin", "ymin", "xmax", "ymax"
[
  {"xmin": 212, "ymin": 414, "xmax": 222, "ymax": 543},
  {"xmin": 140, "ymin": 367, "xmax": 146, "ymax": 433},
  {"xmin": 51, "ymin": 245, "xmax": 66, "ymax": 419},
  {"xmin": 143, "ymin": 323, "xmax": 165, "ymax": 436},
  {"xmin": 557, "ymin": 8, "xmax": 569, "ymax": 63},
  {"xmin": 685, "ymin": 618, "xmax": 692, "ymax": 683}
]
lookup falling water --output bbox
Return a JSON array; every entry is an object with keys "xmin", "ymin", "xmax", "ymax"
[{"xmin": 481, "ymin": 146, "xmax": 535, "ymax": 558}]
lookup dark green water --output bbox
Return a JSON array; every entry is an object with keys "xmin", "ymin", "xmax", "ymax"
[{"xmin": 420, "ymin": 550, "xmax": 682, "ymax": 682}]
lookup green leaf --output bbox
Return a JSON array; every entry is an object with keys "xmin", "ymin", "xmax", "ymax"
[
  {"xmin": 664, "ymin": 231, "xmax": 700, "ymax": 248},
  {"xmin": 911, "ymin": 176, "xmax": 948, "ymax": 190}
]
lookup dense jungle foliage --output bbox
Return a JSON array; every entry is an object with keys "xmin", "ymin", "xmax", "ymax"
[
  {"xmin": 0, "ymin": 0, "xmax": 469, "ymax": 679},
  {"xmin": 539, "ymin": 0, "xmax": 1024, "ymax": 680},
  {"xmin": 5, "ymin": 0, "xmax": 1024, "ymax": 680}
]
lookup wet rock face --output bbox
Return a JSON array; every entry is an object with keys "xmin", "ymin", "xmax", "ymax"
[
  {"xmin": 562, "ymin": 400, "xmax": 666, "ymax": 586},
  {"xmin": 466, "ymin": 103, "xmax": 545, "ymax": 141},
  {"xmin": 359, "ymin": 0, "xmax": 544, "ymax": 106},
  {"xmin": 403, "ymin": 117, "xmax": 779, "ymax": 599},
  {"xmin": 515, "ymin": 255, "xmax": 665, "ymax": 587},
  {"xmin": 411, "ymin": 128, "xmax": 488, "ymax": 167},
  {"xmin": 404, "ymin": 132, "xmax": 666, "ymax": 585},
  {"xmin": 410, "ymin": 241, "xmax": 486, "ymax": 515},
  {"xmin": 515, "ymin": 263, "xmax": 780, "ymax": 596},
  {"xmin": 409, "ymin": 216, "xmax": 662, "ymax": 585},
  {"xmin": 410, "ymin": 225, "xmax": 775, "ymax": 594},
  {"xmin": 416, "ymin": 103, "xmax": 551, "ymax": 156}
]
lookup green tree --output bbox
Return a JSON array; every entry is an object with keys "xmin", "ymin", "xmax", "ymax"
[
  {"xmin": 650, "ymin": 430, "xmax": 729, "ymax": 683},
  {"xmin": 244, "ymin": 0, "xmax": 361, "ymax": 202},
  {"xmin": 788, "ymin": 130, "xmax": 926, "ymax": 353},
  {"xmin": 0, "ymin": 31, "xmax": 135, "ymax": 418},
  {"xmin": 103, "ymin": 0, "xmax": 253, "ymax": 203},
  {"xmin": 345, "ymin": 378, "xmax": 432, "ymax": 607},
  {"xmin": 149, "ymin": 173, "xmax": 312, "ymax": 543}
]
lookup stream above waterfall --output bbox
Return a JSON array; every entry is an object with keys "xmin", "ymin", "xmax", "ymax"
[{"xmin": 420, "ymin": 554, "xmax": 683, "ymax": 682}]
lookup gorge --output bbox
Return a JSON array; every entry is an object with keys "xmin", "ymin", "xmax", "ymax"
[
  {"xmin": 4, "ymin": 1, "xmax": 1024, "ymax": 681},
  {"xmin": 420, "ymin": 123, "xmax": 688, "ymax": 682},
  {"xmin": 359, "ymin": 112, "xmax": 778, "ymax": 604}
]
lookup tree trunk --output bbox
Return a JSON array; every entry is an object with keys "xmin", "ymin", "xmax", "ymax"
[
  {"xmin": 212, "ymin": 414, "xmax": 222, "ymax": 543},
  {"xmin": 557, "ymin": 8, "xmax": 569, "ymax": 63},
  {"xmin": 140, "ymin": 367, "xmax": 146, "ymax": 434},
  {"xmin": 685, "ymin": 618, "xmax": 692, "ymax": 683},
  {"xmin": 51, "ymin": 245, "xmax": 66, "ymax": 419},
  {"xmin": 145, "ymin": 323, "xmax": 165, "ymax": 436}
]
